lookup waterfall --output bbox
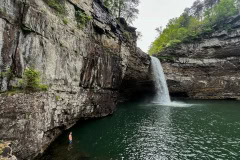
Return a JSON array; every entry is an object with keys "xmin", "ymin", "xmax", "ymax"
[{"xmin": 151, "ymin": 56, "xmax": 171, "ymax": 104}]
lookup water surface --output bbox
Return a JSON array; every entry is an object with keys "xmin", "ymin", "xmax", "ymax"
[{"xmin": 40, "ymin": 100, "xmax": 240, "ymax": 160}]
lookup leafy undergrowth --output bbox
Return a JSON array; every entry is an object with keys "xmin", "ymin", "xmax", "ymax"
[{"xmin": 44, "ymin": 0, "xmax": 67, "ymax": 15}]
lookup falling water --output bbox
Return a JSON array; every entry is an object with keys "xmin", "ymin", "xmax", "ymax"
[{"xmin": 151, "ymin": 56, "xmax": 171, "ymax": 104}]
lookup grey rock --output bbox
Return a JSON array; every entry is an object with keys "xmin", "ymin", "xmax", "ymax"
[
  {"xmin": 120, "ymin": 47, "xmax": 155, "ymax": 101},
  {"xmin": 0, "ymin": 0, "xmax": 152, "ymax": 159},
  {"xmin": 159, "ymin": 16, "xmax": 240, "ymax": 100}
]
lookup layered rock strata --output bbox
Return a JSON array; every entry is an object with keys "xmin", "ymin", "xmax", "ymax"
[
  {"xmin": 0, "ymin": 0, "xmax": 152, "ymax": 159},
  {"xmin": 120, "ymin": 47, "xmax": 155, "ymax": 101},
  {"xmin": 159, "ymin": 15, "xmax": 240, "ymax": 99}
]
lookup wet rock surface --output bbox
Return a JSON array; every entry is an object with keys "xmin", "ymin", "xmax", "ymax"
[
  {"xmin": 0, "ymin": 0, "xmax": 152, "ymax": 159},
  {"xmin": 159, "ymin": 16, "xmax": 240, "ymax": 100},
  {"xmin": 120, "ymin": 47, "xmax": 155, "ymax": 101}
]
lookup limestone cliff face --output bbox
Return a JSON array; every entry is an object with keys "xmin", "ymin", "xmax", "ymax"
[
  {"xmin": 120, "ymin": 47, "xmax": 155, "ymax": 101},
  {"xmin": 159, "ymin": 15, "xmax": 240, "ymax": 100},
  {"xmin": 0, "ymin": 0, "xmax": 152, "ymax": 159}
]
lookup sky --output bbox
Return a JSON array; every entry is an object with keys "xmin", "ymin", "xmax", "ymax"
[{"xmin": 133, "ymin": 0, "xmax": 196, "ymax": 53}]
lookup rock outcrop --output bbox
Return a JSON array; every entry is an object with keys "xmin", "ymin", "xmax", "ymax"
[
  {"xmin": 158, "ymin": 15, "xmax": 240, "ymax": 100},
  {"xmin": 120, "ymin": 47, "xmax": 155, "ymax": 101},
  {"xmin": 0, "ymin": 0, "xmax": 152, "ymax": 159}
]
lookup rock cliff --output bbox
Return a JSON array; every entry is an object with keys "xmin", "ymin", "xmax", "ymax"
[
  {"xmin": 158, "ymin": 15, "xmax": 240, "ymax": 100},
  {"xmin": 120, "ymin": 47, "xmax": 155, "ymax": 101},
  {"xmin": 0, "ymin": 0, "xmax": 152, "ymax": 159}
]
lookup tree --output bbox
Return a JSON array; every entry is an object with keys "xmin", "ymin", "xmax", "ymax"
[
  {"xmin": 237, "ymin": 0, "xmax": 240, "ymax": 13},
  {"xmin": 103, "ymin": 0, "xmax": 140, "ymax": 24},
  {"xmin": 103, "ymin": 0, "xmax": 113, "ymax": 8},
  {"xmin": 191, "ymin": 0, "xmax": 204, "ymax": 20},
  {"xmin": 213, "ymin": 0, "xmax": 238, "ymax": 23},
  {"xmin": 204, "ymin": 0, "xmax": 219, "ymax": 9},
  {"xmin": 179, "ymin": 12, "xmax": 191, "ymax": 27},
  {"xmin": 155, "ymin": 26, "xmax": 163, "ymax": 36},
  {"xmin": 148, "ymin": 0, "xmax": 239, "ymax": 55}
]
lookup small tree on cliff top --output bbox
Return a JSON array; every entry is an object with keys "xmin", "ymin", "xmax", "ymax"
[
  {"xmin": 103, "ymin": 0, "xmax": 140, "ymax": 24},
  {"xmin": 20, "ymin": 68, "xmax": 48, "ymax": 91}
]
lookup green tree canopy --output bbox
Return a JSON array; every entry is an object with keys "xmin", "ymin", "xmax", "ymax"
[
  {"xmin": 148, "ymin": 0, "xmax": 239, "ymax": 55},
  {"xmin": 103, "ymin": 0, "xmax": 140, "ymax": 24}
]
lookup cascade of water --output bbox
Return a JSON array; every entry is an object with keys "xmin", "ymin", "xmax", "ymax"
[{"xmin": 151, "ymin": 56, "xmax": 171, "ymax": 104}]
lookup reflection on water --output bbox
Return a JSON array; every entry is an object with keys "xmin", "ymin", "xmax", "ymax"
[
  {"xmin": 39, "ymin": 100, "xmax": 240, "ymax": 160},
  {"xmin": 130, "ymin": 103, "xmax": 172, "ymax": 160}
]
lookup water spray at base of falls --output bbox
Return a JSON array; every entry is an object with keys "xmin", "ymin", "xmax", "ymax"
[{"xmin": 151, "ymin": 56, "xmax": 171, "ymax": 104}]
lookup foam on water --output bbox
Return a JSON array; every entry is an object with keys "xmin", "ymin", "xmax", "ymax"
[
  {"xmin": 151, "ymin": 101, "xmax": 194, "ymax": 107},
  {"xmin": 40, "ymin": 100, "xmax": 240, "ymax": 160},
  {"xmin": 150, "ymin": 56, "xmax": 197, "ymax": 108}
]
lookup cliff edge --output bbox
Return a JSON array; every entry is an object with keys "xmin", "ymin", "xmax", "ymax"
[
  {"xmin": 158, "ymin": 15, "xmax": 240, "ymax": 100},
  {"xmin": 0, "ymin": 0, "xmax": 153, "ymax": 159}
]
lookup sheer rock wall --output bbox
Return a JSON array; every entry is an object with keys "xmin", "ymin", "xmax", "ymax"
[
  {"xmin": 159, "ymin": 15, "xmax": 240, "ymax": 99},
  {"xmin": 0, "ymin": 0, "xmax": 152, "ymax": 159}
]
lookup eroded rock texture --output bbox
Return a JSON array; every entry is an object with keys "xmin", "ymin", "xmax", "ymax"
[
  {"xmin": 120, "ymin": 47, "xmax": 155, "ymax": 101},
  {"xmin": 0, "ymin": 0, "xmax": 152, "ymax": 159},
  {"xmin": 159, "ymin": 15, "xmax": 240, "ymax": 100}
]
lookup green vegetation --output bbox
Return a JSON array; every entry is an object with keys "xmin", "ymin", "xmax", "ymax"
[
  {"xmin": 0, "ymin": 69, "xmax": 14, "ymax": 79},
  {"xmin": 0, "ymin": 144, "xmax": 3, "ymax": 155},
  {"xmin": 62, "ymin": 17, "xmax": 68, "ymax": 25},
  {"xmin": 123, "ymin": 31, "xmax": 131, "ymax": 40},
  {"xmin": 0, "ymin": 8, "xmax": 6, "ymax": 15},
  {"xmin": 75, "ymin": 10, "xmax": 92, "ymax": 29},
  {"xmin": 19, "ymin": 68, "xmax": 48, "ymax": 92},
  {"xmin": 6, "ymin": 89, "xmax": 22, "ymax": 96},
  {"xmin": 0, "ymin": 8, "xmax": 8, "ymax": 21},
  {"xmin": 44, "ymin": 0, "xmax": 70, "ymax": 27},
  {"xmin": 157, "ymin": 56, "xmax": 175, "ymax": 62},
  {"xmin": 44, "ymin": 0, "xmax": 67, "ymax": 15},
  {"xmin": 40, "ymin": 8, "xmax": 47, "ymax": 14},
  {"xmin": 149, "ymin": 0, "xmax": 239, "ymax": 55},
  {"xmin": 55, "ymin": 95, "xmax": 61, "ymax": 101},
  {"xmin": 103, "ymin": 0, "xmax": 140, "ymax": 24}
]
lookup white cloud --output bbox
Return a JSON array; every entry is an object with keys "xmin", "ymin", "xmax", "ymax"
[{"xmin": 133, "ymin": 0, "xmax": 196, "ymax": 53}]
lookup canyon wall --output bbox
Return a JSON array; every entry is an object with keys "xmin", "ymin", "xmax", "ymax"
[
  {"xmin": 0, "ymin": 0, "xmax": 152, "ymax": 159},
  {"xmin": 159, "ymin": 15, "xmax": 240, "ymax": 100}
]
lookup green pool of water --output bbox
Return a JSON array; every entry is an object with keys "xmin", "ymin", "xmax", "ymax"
[{"xmin": 40, "ymin": 100, "xmax": 240, "ymax": 160}]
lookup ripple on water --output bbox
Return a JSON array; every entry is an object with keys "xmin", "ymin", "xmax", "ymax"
[{"xmin": 39, "ymin": 100, "xmax": 240, "ymax": 160}]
